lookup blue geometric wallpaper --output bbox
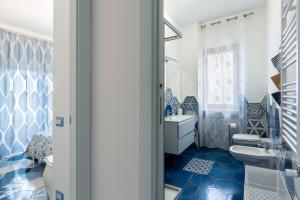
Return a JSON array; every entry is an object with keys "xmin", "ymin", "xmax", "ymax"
[{"xmin": 0, "ymin": 29, "xmax": 53, "ymax": 157}]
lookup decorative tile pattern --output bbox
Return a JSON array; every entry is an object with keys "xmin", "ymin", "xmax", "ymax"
[
  {"xmin": 165, "ymin": 88, "xmax": 180, "ymax": 115},
  {"xmin": 247, "ymin": 103, "xmax": 265, "ymax": 120},
  {"xmin": 170, "ymin": 97, "xmax": 180, "ymax": 115},
  {"xmin": 246, "ymin": 120, "xmax": 267, "ymax": 137},
  {"xmin": 0, "ymin": 28, "xmax": 53, "ymax": 157},
  {"xmin": 0, "ymin": 154, "xmax": 47, "ymax": 200},
  {"xmin": 165, "ymin": 88, "xmax": 173, "ymax": 103},
  {"xmin": 245, "ymin": 96, "xmax": 268, "ymax": 137},
  {"xmin": 183, "ymin": 158, "xmax": 214, "ymax": 175},
  {"xmin": 181, "ymin": 96, "xmax": 199, "ymax": 115},
  {"xmin": 165, "ymin": 145, "xmax": 245, "ymax": 200}
]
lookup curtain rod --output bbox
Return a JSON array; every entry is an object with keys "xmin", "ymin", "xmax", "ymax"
[
  {"xmin": 200, "ymin": 11, "xmax": 255, "ymax": 29},
  {"xmin": 0, "ymin": 23, "xmax": 53, "ymax": 42}
]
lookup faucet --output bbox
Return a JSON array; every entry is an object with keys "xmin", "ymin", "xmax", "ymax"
[{"xmin": 258, "ymin": 141, "xmax": 270, "ymax": 151}]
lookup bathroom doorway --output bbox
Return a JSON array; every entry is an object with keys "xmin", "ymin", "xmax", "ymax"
[{"xmin": 157, "ymin": 0, "xmax": 295, "ymax": 200}]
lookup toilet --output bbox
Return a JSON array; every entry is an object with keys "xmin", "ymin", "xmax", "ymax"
[
  {"xmin": 43, "ymin": 155, "xmax": 54, "ymax": 200},
  {"xmin": 232, "ymin": 133, "xmax": 272, "ymax": 147}
]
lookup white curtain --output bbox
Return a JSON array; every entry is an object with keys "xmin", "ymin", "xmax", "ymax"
[
  {"xmin": 198, "ymin": 19, "xmax": 248, "ymax": 150},
  {"xmin": 0, "ymin": 29, "xmax": 53, "ymax": 157}
]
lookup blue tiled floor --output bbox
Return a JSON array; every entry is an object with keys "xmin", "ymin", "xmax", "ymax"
[
  {"xmin": 0, "ymin": 154, "xmax": 47, "ymax": 200},
  {"xmin": 165, "ymin": 145, "xmax": 245, "ymax": 200}
]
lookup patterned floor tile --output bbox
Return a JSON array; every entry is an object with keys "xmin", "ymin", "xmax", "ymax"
[
  {"xmin": 165, "ymin": 145, "xmax": 245, "ymax": 200},
  {"xmin": 0, "ymin": 190, "xmax": 35, "ymax": 200},
  {"xmin": 0, "ymin": 155, "xmax": 47, "ymax": 200},
  {"xmin": 194, "ymin": 186, "xmax": 228, "ymax": 200},
  {"xmin": 178, "ymin": 183, "xmax": 198, "ymax": 199}
]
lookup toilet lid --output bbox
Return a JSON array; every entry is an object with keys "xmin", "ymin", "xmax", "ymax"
[{"xmin": 232, "ymin": 134, "xmax": 260, "ymax": 142}]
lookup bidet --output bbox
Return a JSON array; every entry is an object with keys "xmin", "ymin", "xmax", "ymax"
[
  {"xmin": 229, "ymin": 145, "xmax": 279, "ymax": 169},
  {"xmin": 258, "ymin": 141, "xmax": 270, "ymax": 151}
]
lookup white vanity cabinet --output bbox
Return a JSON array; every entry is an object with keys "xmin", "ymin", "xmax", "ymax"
[{"xmin": 164, "ymin": 115, "xmax": 196, "ymax": 155}]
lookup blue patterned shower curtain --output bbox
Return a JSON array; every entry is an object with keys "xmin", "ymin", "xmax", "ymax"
[{"xmin": 0, "ymin": 29, "xmax": 53, "ymax": 157}]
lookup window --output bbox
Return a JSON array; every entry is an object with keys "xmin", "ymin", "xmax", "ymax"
[{"xmin": 204, "ymin": 44, "xmax": 239, "ymax": 111}]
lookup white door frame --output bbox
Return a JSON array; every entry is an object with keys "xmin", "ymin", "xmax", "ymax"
[
  {"xmin": 152, "ymin": 0, "xmax": 164, "ymax": 199},
  {"xmin": 54, "ymin": 0, "xmax": 91, "ymax": 199},
  {"xmin": 70, "ymin": 0, "xmax": 91, "ymax": 199}
]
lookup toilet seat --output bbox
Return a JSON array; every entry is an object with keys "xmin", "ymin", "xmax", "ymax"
[
  {"xmin": 232, "ymin": 134, "xmax": 260, "ymax": 142},
  {"xmin": 232, "ymin": 134, "xmax": 261, "ymax": 146}
]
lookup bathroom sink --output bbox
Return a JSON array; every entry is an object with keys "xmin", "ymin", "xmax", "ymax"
[
  {"xmin": 164, "ymin": 115, "xmax": 196, "ymax": 155},
  {"xmin": 164, "ymin": 115, "xmax": 195, "ymax": 123},
  {"xmin": 229, "ymin": 145, "xmax": 279, "ymax": 168}
]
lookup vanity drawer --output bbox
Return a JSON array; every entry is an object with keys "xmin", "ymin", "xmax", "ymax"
[
  {"xmin": 178, "ymin": 131, "xmax": 194, "ymax": 154},
  {"xmin": 178, "ymin": 118, "xmax": 194, "ymax": 138}
]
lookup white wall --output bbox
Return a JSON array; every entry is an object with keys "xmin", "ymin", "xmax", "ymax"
[
  {"xmin": 166, "ymin": 9, "xmax": 268, "ymax": 103},
  {"xmin": 164, "ymin": 14, "xmax": 183, "ymax": 101},
  {"xmin": 180, "ymin": 23, "xmax": 200, "ymax": 99},
  {"xmin": 267, "ymin": 0, "xmax": 282, "ymax": 94},
  {"xmin": 165, "ymin": 21, "xmax": 199, "ymax": 102},
  {"xmin": 198, "ymin": 9, "xmax": 268, "ymax": 102},
  {"xmin": 242, "ymin": 9, "xmax": 268, "ymax": 102},
  {"xmin": 91, "ymin": 0, "xmax": 152, "ymax": 200}
]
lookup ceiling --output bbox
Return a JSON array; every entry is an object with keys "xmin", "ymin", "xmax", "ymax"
[
  {"xmin": 164, "ymin": 0, "xmax": 267, "ymax": 26},
  {"xmin": 0, "ymin": 0, "xmax": 266, "ymax": 37},
  {"xmin": 0, "ymin": 0, "xmax": 53, "ymax": 38}
]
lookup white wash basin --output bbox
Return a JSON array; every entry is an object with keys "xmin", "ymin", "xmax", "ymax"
[
  {"xmin": 165, "ymin": 115, "xmax": 195, "ymax": 123},
  {"xmin": 229, "ymin": 145, "xmax": 279, "ymax": 169}
]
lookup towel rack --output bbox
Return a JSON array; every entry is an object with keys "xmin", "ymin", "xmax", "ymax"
[
  {"xmin": 281, "ymin": 0, "xmax": 300, "ymax": 166},
  {"xmin": 164, "ymin": 19, "xmax": 182, "ymax": 42}
]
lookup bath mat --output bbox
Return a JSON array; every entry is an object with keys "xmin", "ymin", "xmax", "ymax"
[{"xmin": 183, "ymin": 158, "xmax": 214, "ymax": 175}]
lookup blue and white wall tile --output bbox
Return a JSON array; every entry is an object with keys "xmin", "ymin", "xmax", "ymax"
[
  {"xmin": 181, "ymin": 96, "xmax": 199, "ymax": 116},
  {"xmin": 246, "ymin": 96, "xmax": 268, "ymax": 137},
  {"xmin": 165, "ymin": 88, "xmax": 181, "ymax": 115}
]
